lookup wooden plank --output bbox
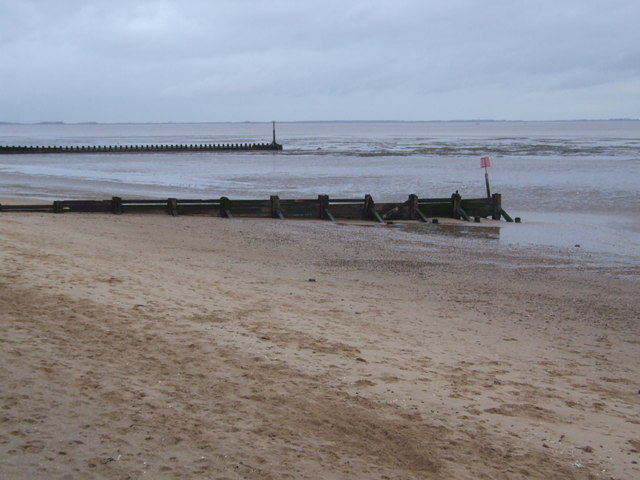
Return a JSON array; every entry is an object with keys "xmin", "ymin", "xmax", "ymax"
[
  {"xmin": 324, "ymin": 209, "xmax": 336, "ymax": 222},
  {"xmin": 177, "ymin": 204, "xmax": 222, "ymax": 215},
  {"xmin": 176, "ymin": 199, "xmax": 222, "ymax": 205},
  {"xmin": 328, "ymin": 198, "xmax": 365, "ymax": 204},
  {"xmin": 500, "ymin": 208, "xmax": 514, "ymax": 222},
  {"xmin": 0, "ymin": 204, "xmax": 54, "ymax": 212},
  {"xmin": 277, "ymin": 198, "xmax": 319, "ymax": 204},
  {"xmin": 122, "ymin": 205, "xmax": 168, "ymax": 214},
  {"xmin": 381, "ymin": 200, "xmax": 409, "ymax": 219},
  {"xmin": 328, "ymin": 203, "xmax": 366, "ymax": 219},
  {"xmin": 121, "ymin": 199, "xmax": 170, "ymax": 205},
  {"xmin": 419, "ymin": 203, "xmax": 450, "ymax": 218},
  {"xmin": 229, "ymin": 208, "xmax": 271, "ymax": 217},
  {"xmin": 278, "ymin": 199, "xmax": 319, "ymax": 218},
  {"xmin": 414, "ymin": 208, "xmax": 429, "ymax": 222},
  {"xmin": 460, "ymin": 198, "xmax": 493, "ymax": 218},
  {"xmin": 418, "ymin": 197, "xmax": 452, "ymax": 203},
  {"xmin": 60, "ymin": 200, "xmax": 111, "ymax": 213},
  {"xmin": 227, "ymin": 199, "xmax": 271, "ymax": 206},
  {"xmin": 227, "ymin": 199, "xmax": 271, "ymax": 217},
  {"xmin": 370, "ymin": 208, "xmax": 386, "ymax": 224},
  {"xmin": 457, "ymin": 207, "xmax": 471, "ymax": 222}
]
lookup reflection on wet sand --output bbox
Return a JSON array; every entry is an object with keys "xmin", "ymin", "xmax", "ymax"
[{"xmin": 398, "ymin": 219, "xmax": 502, "ymax": 242}]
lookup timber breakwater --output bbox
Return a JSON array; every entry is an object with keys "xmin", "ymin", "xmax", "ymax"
[
  {"xmin": 0, "ymin": 140, "xmax": 282, "ymax": 154},
  {"xmin": 0, "ymin": 193, "xmax": 515, "ymax": 223},
  {"xmin": 0, "ymin": 123, "xmax": 283, "ymax": 154}
]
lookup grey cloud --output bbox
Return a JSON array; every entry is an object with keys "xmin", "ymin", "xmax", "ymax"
[{"xmin": 1, "ymin": 0, "xmax": 638, "ymax": 122}]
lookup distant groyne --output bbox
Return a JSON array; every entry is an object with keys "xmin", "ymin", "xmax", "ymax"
[
  {"xmin": 0, "ymin": 141, "xmax": 282, "ymax": 154},
  {"xmin": 0, "ymin": 122, "xmax": 283, "ymax": 154}
]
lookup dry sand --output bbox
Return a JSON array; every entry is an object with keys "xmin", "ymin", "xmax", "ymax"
[{"xmin": 1, "ymin": 210, "xmax": 639, "ymax": 479}]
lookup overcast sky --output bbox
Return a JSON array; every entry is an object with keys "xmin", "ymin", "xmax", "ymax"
[{"xmin": 1, "ymin": 0, "xmax": 638, "ymax": 123}]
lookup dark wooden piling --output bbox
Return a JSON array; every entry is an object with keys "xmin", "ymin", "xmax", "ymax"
[
  {"xmin": 408, "ymin": 194, "xmax": 419, "ymax": 221},
  {"xmin": 451, "ymin": 193, "xmax": 462, "ymax": 220},
  {"xmin": 492, "ymin": 193, "xmax": 502, "ymax": 220},
  {"xmin": 271, "ymin": 195, "xmax": 285, "ymax": 219},
  {"xmin": 167, "ymin": 198, "xmax": 178, "ymax": 216},
  {"xmin": 318, "ymin": 195, "xmax": 330, "ymax": 220},
  {"xmin": 220, "ymin": 197, "xmax": 232, "ymax": 218},
  {"xmin": 363, "ymin": 194, "xmax": 384, "ymax": 223},
  {"xmin": 458, "ymin": 207, "xmax": 472, "ymax": 222},
  {"xmin": 111, "ymin": 196, "xmax": 123, "ymax": 214},
  {"xmin": 500, "ymin": 208, "xmax": 514, "ymax": 222}
]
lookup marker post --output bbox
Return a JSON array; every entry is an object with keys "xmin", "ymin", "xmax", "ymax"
[{"xmin": 481, "ymin": 156, "xmax": 491, "ymax": 198}]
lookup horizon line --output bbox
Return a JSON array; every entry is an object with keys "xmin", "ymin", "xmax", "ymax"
[{"xmin": 1, "ymin": 118, "xmax": 638, "ymax": 126}]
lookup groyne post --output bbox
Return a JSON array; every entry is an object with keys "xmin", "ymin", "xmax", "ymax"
[
  {"xmin": 271, "ymin": 195, "xmax": 284, "ymax": 219},
  {"xmin": 363, "ymin": 194, "xmax": 374, "ymax": 220},
  {"xmin": 364, "ymin": 194, "xmax": 385, "ymax": 223},
  {"xmin": 111, "ymin": 196, "xmax": 123, "ymax": 214},
  {"xmin": 318, "ymin": 195, "xmax": 329, "ymax": 220},
  {"xmin": 220, "ymin": 197, "xmax": 232, "ymax": 218},
  {"xmin": 451, "ymin": 192, "xmax": 462, "ymax": 220},
  {"xmin": 492, "ymin": 193, "xmax": 502, "ymax": 220},
  {"xmin": 168, "ymin": 198, "xmax": 178, "ymax": 216},
  {"xmin": 408, "ymin": 194, "xmax": 419, "ymax": 220}
]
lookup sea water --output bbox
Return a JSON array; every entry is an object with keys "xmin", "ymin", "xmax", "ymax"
[{"xmin": 1, "ymin": 121, "xmax": 639, "ymax": 264}]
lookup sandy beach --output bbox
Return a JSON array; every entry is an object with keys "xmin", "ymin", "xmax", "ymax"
[{"xmin": 1, "ymin": 210, "xmax": 639, "ymax": 479}]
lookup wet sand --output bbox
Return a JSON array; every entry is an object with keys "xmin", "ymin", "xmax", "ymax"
[{"xmin": 1, "ymin": 211, "xmax": 639, "ymax": 479}]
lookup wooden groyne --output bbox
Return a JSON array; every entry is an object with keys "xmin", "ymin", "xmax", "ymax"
[
  {"xmin": 0, "ymin": 193, "xmax": 514, "ymax": 222},
  {"xmin": 0, "ymin": 123, "xmax": 283, "ymax": 154},
  {"xmin": 0, "ymin": 141, "xmax": 282, "ymax": 154}
]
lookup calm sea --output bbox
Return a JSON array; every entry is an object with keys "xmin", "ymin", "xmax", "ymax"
[{"xmin": 1, "ymin": 121, "xmax": 639, "ymax": 265}]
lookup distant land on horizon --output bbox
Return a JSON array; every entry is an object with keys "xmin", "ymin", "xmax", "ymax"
[{"xmin": 0, "ymin": 118, "xmax": 638, "ymax": 126}]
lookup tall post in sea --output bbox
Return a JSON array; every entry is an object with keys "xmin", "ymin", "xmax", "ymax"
[{"xmin": 481, "ymin": 156, "xmax": 492, "ymax": 199}]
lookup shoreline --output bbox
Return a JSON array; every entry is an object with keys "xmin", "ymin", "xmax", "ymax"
[
  {"xmin": 3, "ymin": 195, "xmax": 640, "ymax": 276},
  {"xmin": 1, "ymin": 212, "xmax": 639, "ymax": 479}
]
